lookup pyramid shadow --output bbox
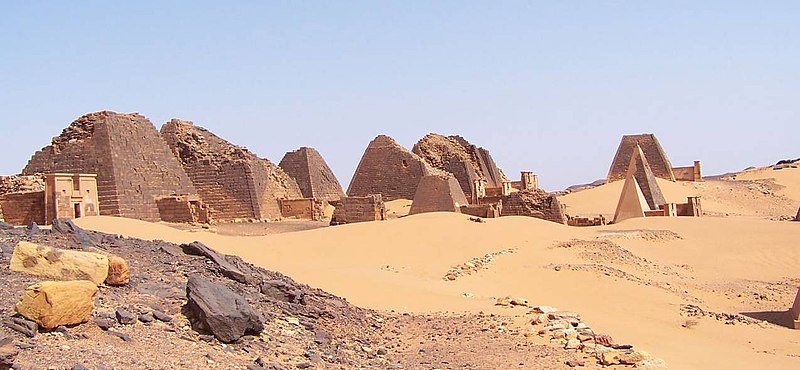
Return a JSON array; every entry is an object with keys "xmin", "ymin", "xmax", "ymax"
[{"xmin": 740, "ymin": 310, "xmax": 794, "ymax": 328}]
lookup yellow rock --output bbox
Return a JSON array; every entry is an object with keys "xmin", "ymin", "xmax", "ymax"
[
  {"xmin": 601, "ymin": 350, "xmax": 622, "ymax": 366},
  {"xmin": 10, "ymin": 241, "xmax": 109, "ymax": 285},
  {"xmin": 106, "ymin": 255, "xmax": 130, "ymax": 286},
  {"xmin": 15, "ymin": 280, "xmax": 97, "ymax": 330}
]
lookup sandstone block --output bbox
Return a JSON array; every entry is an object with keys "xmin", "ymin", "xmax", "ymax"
[
  {"xmin": 10, "ymin": 241, "xmax": 109, "ymax": 285},
  {"xmin": 15, "ymin": 280, "xmax": 97, "ymax": 330},
  {"xmin": 105, "ymin": 255, "xmax": 129, "ymax": 286}
]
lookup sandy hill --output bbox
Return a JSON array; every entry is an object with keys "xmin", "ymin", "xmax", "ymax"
[{"xmin": 75, "ymin": 208, "xmax": 800, "ymax": 369}]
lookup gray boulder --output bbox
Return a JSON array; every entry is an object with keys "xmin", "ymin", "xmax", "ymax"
[{"xmin": 185, "ymin": 275, "xmax": 263, "ymax": 343}]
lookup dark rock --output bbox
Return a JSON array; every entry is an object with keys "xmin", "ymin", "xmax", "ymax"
[
  {"xmin": 138, "ymin": 313, "xmax": 154, "ymax": 323},
  {"xmin": 0, "ymin": 222, "xmax": 13, "ymax": 230},
  {"xmin": 199, "ymin": 335, "xmax": 215, "ymax": 342},
  {"xmin": 180, "ymin": 242, "xmax": 248, "ymax": 284},
  {"xmin": 313, "ymin": 329, "xmax": 331, "ymax": 345},
  {"xmin": 260, "ymin": 280, "xmax": 304, "ymax": 304},
  {"xmin": 185, "ymin": 274, "xmax": 264, "ymax": 343},
  {"xmin": 1, "ymin": 337, "xmax": 19, "ymax": 370},
  {"xmin": 6, "ymin": 318, "xmax": 36, "ymax": 338},
  {"xmin": 152, "ymin": 311, "xmax": 172, "ymax": 323},
  {"xmin": 255, "ymin": 357, "xmax": 266, "ymax": 367},
  {"xmin": 115, "ymin": 309, "xmax": 136, "ymax": 325},
  {"xmin": 94, "ymin": 317, "xmax": 116, "ymax": 330},
  {"xmin": 265, "ymin": 364, "xmax": 287, "ymax": 370},
  {"xmin": 71, "ymin": 364, "xmax": 88, "ymax": 370},
  {"xmin": 566, "ymin": 359, "xmax": 584, "ymax": 367},
  {"xmin": 611, "ymin": 344, "xmax": 633, "ymax": 350},
  {"xmin": 296, "ymin": 362, "xmax": 312, "ymax": 369},
  {"xmin": 51, "ymin": 218, "xmax": 95, "ymax": 248},
  {"xmin": 107, "ymin": 330, "xmax": 131, "ymax": 342},
  {"xmin": 25, "ymin": 222, "xmax": 39, "ymax": 236}
]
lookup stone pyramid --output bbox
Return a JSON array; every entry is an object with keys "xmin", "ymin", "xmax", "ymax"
[
  {"xmin": 625, "ymin": 144, "xmax": 666, "ymax": 210},
  {"xmin": 409, "ymin": 174, "xmax": 469, "ymax": 215},
  {"xmin": 279, "ymin": 147, "xmax": 345, "ymax": 202},
  {"xmin": 23, "ymin": 111, "xmax": 197, "ymax": 222},
  {"xmin": 790, "ymin": 287, "xmax": 800, "ymax": 329},
  {"xmin": 612, "ymin": 174, "xmax": 650, "ymax": 224},
  {"xmin": 160, "ymin": 119, "xmax": 302, "ymax": 221},
  {"xmin": 608, "ymin": 134, "xmax": 675, "ymax": 182},
  {"xmin": 347, "ymin": 135, "xmax": 441, "ymax": 201},
  {"xmin": 795, "ymin": 206, "xmax": 799, "ymax": 221}
]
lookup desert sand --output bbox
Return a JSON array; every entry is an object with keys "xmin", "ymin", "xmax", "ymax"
[{"xmin": 74, "ymin": 165, "xmax": 800, "ymax": 369}]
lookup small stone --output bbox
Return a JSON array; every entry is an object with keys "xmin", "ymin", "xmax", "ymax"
[
  {"xmin": 296, "ymin": 362, "xmax": 311, "ymax": 369},
  {"xmin": 107, "ymin": 330, "xmax": 131, "ymax": 342},
  {"xmin": 510, "ymin": 297, "xmax": 529, "ymax": 307},
  {"xmin": 94, "ymin": 318, "xmax": 114, "ymax": 331},
  {"xmin": 115, "ymin": 309, "xmax": 136, "ymax": 325},
  {"xmin": 138, "ymin": 313, "xmax": 154, "ymax": 323},
  {"xmin": 152, "ymin": 311, "xmax": 172, "ymax": 323},
  {"xmin": 564, "ymin": 338, "xmax": 581, "ymax": 350},
  {"xmin": 495, "ymin": 297, "xmax": 511, "ymax": 306},
  {"xmin": 6, "ymin": 317, "xmax": 37, "ymax": 338},
  {"xmin": 601, "ymin": 350, "xmax": 622, "ymax": 365},
  {"xmin": 619, "ymin": 350, "xmax": 647, "ymax": 365},
  {"xmin": 532, "ymin": 306, "xmax": 558, "ymax": 314},
  {"xmin": 71, "ymin": 364, "xmax": 88, "ymax": 370},
  {"xmin": 565, "ymin": 359, "xmax": 584, "ymax": 367},
  {"xmin": 105, "ymin": 255, "xmax": 130, "ymax": 286}
]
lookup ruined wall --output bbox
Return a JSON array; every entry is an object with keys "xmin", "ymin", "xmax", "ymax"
[
  {"xmin": 161, "ymin": 119, "xmax": 302, "ymax": 221},
  {"xmin": 279, "ymin": 147, "xmax": 345, "ymax": 202},
  {"xmin": 330, "ymin": 195, "xmax": 385, "ymax": 225},
  {"xmin": 607, "ymin": 134, "xmax": 675, "ymax": 182},
  {"xmin": 409, "ymin": 174, "xmax": 469, "ymax": 215},
  {"xmin": 23, "ymin": 111, "xmax": 197, "ymax": 221},
  {"xmin": 0, "ymin": 191, "xmax": 45, "ymax": 226},
  {"xmin": 280, "ymin": 198, "xmax": 324, "ymax": 221},
  {"xmin": 500, "ymin": 189, "xmax": 567, "ymax": 224},
  {"xmin": 672, "ymin": 161, "xmax": 702, "ymax": 182},
  {"xmin": 412, "ymin": 133, "xmax": 508, "ymax": 200},
  {"xmin": 460, "ymin": 203, "xmax": 501, "ymax": 218},
  {"xmin": 348, "ymin": 135, "xmax": 440, "ymax": 201},
  {"xmin": 156, "ymin": 195, "xmax": 211, "ymax": 224}
]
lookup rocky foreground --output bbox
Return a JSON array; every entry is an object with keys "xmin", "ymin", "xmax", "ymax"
[{"xmin": 0, "ymin": 221, "xmax": 659, "ymax": 369}]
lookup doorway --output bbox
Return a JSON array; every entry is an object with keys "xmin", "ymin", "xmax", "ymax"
[{"xmin": 73, "ymin": 203, "xmax": 82, "ymax": 218}]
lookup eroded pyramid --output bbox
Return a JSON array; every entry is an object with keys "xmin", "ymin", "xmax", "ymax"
[
  {"xmin": 279, "ymin": 147, "xmax": 345, "ymax": 202},
  {"xmin": 409, "ymin": 174, "xmax": 469, "ymax": 215},
  {"xmin": 347, "ymin": 135, "xmax": 442, "ymax": 201},
  {"xmin": 23, "ymin": 111, "xmax": 197, "ymax": 222},
  {"xmin": 161, "ymin": 119, "xmax": 302, "ymax": 220}
]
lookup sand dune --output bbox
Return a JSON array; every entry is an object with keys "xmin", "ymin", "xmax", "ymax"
[{"xmin": 75, "ymin": 210, "xmax": 800, "ymax": 369}]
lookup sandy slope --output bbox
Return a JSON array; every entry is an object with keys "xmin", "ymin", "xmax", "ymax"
[
  {"xmin": 560, "ymin": 166, "xmax": 800, "ymax": 219},
  {"xmin": 76, "ymin": 212, "xmax": 800, "ymax": 369}
]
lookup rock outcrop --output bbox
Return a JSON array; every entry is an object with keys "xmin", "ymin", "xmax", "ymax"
[
  {"xmin": 348, "ymin": 135, "xmax": 441, "ymax": 201},
  {"xmin": 22, "ymin": 111, "xmax": 198, "ymax": 222},
  {"xmin": 15, "ymin": 280, "xmax": 98, "ymax": 330},
  {"xmin": 279, "ymin": 147, "xmax": 345, "ymax": 202},
  {"xmin": 413, "ymin": 134, "xmax": 507, "ymax": 199},
  {"xmin": 161, "ymin": 119, "xmax": 302, "ymax": 221},
  {"xmin": 185, "ymin": 274, "xmax": 264, "ymax": 343}
]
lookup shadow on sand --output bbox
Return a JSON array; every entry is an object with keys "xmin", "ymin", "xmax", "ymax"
[{"xmin": 740, "ymin": 310, "xmax": 794, "ymax": 328}]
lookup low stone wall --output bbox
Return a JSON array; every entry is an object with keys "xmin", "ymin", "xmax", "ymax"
[
  {"xmin": 280, "ymin": 198, "xmax": 324, "ymax": 221},
  {"xmin": 330, "ymin": 195, "xmax": 385, "ymax": 225},
  {"xmin": 0, "ymin": 191, "xmax": 45, "ymax": 226},
  {"xmin": 156, "ymin": 195, "xmax": 211, "ymax": 223},
  {"xmin": 500, "ymin": 189, "xmax": 567, "ymax": 225},
  {"xmin": 460, "ymin": 204, "xmax": 500, "ymax": 218}
]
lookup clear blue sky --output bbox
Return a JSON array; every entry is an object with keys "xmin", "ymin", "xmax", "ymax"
[{"xmin": 1, "ymin": 1, "xmax": 797, "ymax": 190}]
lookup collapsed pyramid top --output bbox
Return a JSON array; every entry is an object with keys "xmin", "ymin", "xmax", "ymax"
[{"xmin": 607, "ymin": 134, "xmax": 675, "ymax": 182}]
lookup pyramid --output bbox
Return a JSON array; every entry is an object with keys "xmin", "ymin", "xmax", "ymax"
[
  {"xmin": 160, "ymin": 119, "xmax": 302, "ymax": 220},
  {"xmin": 23, "ymin": 111, "xmax": 197, "ymax": 222},
  {"xmin": 279, "ymin": 147, "xmax": 345, "ymax": 202},
  {"xmin": 409, "ymin": 174, "xmax": 469, "ymax": 215},
  {"xmin": 625, "ymin": 144, "xmax": 666, "ymax": 210},
  {"xmin": 608, "ymin": 134, "xmax": 675, "ymax": 182},
  {"xmin": 612, "ymin": 173, "xmax": 650, "ymax": 223},
  {"xmin": 347, "ymin": 135, "xmax": 442, "ymax": 201},
  {"xmin": 412, "ymin": 133, "xmax": 508, "ymax": 200},
  {"xmin": 795, "ymin": 206, "xmax": 799, "ymax": 221}
]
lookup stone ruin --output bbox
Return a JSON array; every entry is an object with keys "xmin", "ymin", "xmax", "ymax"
[
  {"xmin": 499, "ymin": 189, "xmax": 568, "ymax": 224},
  {"xmin": 613, "ymin": 144, "xmax": 702, "ymax": 224},
  {"xmin": 330, "ymin": 195, "xmax": 385, "ymax": 225},
  {"xmin": 161, "ymin": 119, "xmax": 302, "ymax": 221},
  {"xmin": 409, "ymin": 174, "xmax": 469, "ymax": 215},
  {"xmin": 412, "ymin": 133, "xmax": 507, "ymax": 200},
  {"xmin": 23, "ymin": 111, "xmax": 198, "ymax": 222},
  {"xmin": 347, "ymin": 135, "xmax": 441, "ymax": 201},
  {"xmin": 279, "ymin": 147, "xmax": 345, "ymax": 202},
  {"xmin": 0, "ymin": 173, "xmax": 101, "ymax": 226},
  {"xmin": 607, "ymin": 133, "xmax": 702, "ymax": 183}
]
